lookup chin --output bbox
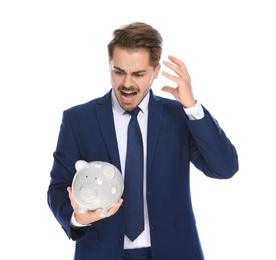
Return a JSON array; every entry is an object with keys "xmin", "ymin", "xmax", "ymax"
[{"xmin": 121, "ymin": 103, "xmax": 136, "ymax": 112}]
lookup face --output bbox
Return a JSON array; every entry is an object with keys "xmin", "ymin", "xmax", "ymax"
[{"xmin": 110, "ymin": 47, "xmax": 160, "ymax": 111}]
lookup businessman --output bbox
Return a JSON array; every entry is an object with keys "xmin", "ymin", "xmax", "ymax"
[{"xmin": 47, "ymin": 21, "xmax": 239, "ymax": 260}]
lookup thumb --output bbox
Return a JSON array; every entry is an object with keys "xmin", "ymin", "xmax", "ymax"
[
  {"xmin": 161, "ymin": 86, "xmax": 174, "ymax": 94},
  {"xmin": 67, "ymin": 186, "xmax": 78, "ymax": 209}
]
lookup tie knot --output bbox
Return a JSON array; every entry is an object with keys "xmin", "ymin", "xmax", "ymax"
[{"xmin": 128, "ymin": 107, "xmax": 141, "ymax": 117}]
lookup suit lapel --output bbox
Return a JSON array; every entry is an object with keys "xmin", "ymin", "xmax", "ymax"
[
  {"xmin": 95, "ymin": 90, "xmax": 121, "ymax": 171},
  {"xmin": 147, "ymin": 91, "xmax": 163, "ymax": 174}
]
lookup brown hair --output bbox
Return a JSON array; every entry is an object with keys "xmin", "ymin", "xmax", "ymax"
[{"xmin": 107, "ymin": 22, "xmax": 163, "ymax": 69}]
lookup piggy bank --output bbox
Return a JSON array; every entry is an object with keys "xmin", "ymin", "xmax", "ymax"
[{"xmin": 72, "ymin": 160, "xmax": 124, "ymax": 217}]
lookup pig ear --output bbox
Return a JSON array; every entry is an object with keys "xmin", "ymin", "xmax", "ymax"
[
  {"xmin": 75, "ymin": 160, "xmax": 89, "ymax": 171},
  {"xmin": 103, "ymin": 165, "xmax": 115, "ymax": 179}
]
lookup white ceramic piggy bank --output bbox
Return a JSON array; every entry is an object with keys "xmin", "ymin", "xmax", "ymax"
[{"xmin": 72, "ymin": 160, "xmax": 124, "ymax": 217}]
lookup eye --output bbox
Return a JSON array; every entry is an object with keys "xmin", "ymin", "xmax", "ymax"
[
  {"xmin": 134, "ymin": 72, "xmax": 144, "ymax": 77},
  {"xmin": 114, "ymin": 70, "xmax": 125, "ymax": 76}
]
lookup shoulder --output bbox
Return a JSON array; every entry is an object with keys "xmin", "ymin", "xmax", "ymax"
[
  {"xmin": 150, "ymin": 92, "xmax": 184, "ymax": 112},
  {"xmin": 64, "ymin": 90, "xmax": 111, "ymax": 115}
]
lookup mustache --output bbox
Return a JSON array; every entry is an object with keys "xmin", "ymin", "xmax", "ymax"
[{"xmin": 118, "ymin": 86, "xmax": 139, "ymax": 92}]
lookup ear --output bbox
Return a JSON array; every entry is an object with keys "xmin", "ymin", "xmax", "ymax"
[
  {"xmin": 75, "ymin": 160, "xmax": 89, "ymax": 171},
  {"xmin": 153, "ymin": 63, "xmax": 161, "ymax": 79},
  {"xmin": 103, "ymin": 165, "xmax": 115, "ymax": 179}
]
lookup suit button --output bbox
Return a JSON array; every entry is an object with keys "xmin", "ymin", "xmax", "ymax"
[{"xmin": 119, "ymin": 236, "xmax": 124, "ymax": 243}]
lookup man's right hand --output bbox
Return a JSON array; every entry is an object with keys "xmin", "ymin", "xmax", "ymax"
[{"xmin": 67, "ymin": 186, "xmax": 123, "ymax": 225}]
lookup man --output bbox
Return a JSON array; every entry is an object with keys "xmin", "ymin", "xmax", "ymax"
[{"xmin": 47, "ymin": 22, "xmax": 239, "ymax": 260}]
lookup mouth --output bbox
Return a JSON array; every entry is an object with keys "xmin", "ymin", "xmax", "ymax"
[{"xmin": 120, "ymin": 90, "xmax": 138, "ymax": 103}]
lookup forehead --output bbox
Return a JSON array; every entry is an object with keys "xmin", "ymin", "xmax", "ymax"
[{"xmin": 112, "ymin": 47, "xmax": 151, "ymax": 71}]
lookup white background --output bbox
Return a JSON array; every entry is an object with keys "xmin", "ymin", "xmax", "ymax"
[{"xmin": 1, "ymin": 0, "xmax": 275, "ymax": 259}]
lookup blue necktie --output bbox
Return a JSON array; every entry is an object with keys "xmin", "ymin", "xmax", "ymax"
[{"xmin": 124, "ymin": 107, "xmax": 144, "ymax": 241}]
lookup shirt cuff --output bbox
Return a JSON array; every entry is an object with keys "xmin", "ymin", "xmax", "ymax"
[
  {"xmin": 183, "ymin": 101, "xmax": 204, "ymax": 120},
  {"xmin": 70, "ymin": 212, "xmax": 91, "ymax": 228}
]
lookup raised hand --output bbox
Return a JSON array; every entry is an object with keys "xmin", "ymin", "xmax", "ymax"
[{"xmin": 162, "ymin": 55, "xmax": 196, "ymax": 108}]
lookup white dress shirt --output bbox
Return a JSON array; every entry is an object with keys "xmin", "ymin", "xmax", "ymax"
[{"xmin": 112, "ymin": 90, "xmax": 151, "ymax": 249}]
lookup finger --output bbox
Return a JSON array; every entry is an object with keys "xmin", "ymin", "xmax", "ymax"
[
  {"xmin": 89, "ymin": 208, "xmax": 103, "ymax": 219},
  {"xmin": 168, "ymin": 55, "xmax": 188, "ymax": 71},
  {"xmin": 164, "ymin": 55, "xmax": 190, "ymax": 79},
  {"xmin": 73, "ymin": 208, "xmax": 103, "ymax": 225},
  {"xmin": 106, "ymin": 198, "xmax": 123, "ymax": 217},
  {"xmin": 162, "ymin": 70, "xmax": 183, "ymax": 85},
  {"xmin": 163, "ymin": 60, "xmax": 183, "ymax": 78}
]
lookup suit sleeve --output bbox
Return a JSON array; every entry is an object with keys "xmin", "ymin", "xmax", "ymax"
[
  {"xmin": 47, "ymin": 110, "xmax": 85, "ymax": 240},
  {"xmin": 187, "ymin": 107, "xmax": 239, "ymax": 179}
]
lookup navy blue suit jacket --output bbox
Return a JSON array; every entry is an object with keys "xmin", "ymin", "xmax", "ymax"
[{"xmin": 47, "ymin": 90, "xmax": 238, "ymax": 260}]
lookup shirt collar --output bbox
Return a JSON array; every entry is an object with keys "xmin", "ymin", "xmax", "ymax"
[{"xmin": 111, "ymin": 89, "xmax": 149, "ymax": 115}]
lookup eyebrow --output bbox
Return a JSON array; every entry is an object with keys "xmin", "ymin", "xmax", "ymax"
[{"xmin": 113, "ymin": 66, "xmax": 147, "ymax": 74}]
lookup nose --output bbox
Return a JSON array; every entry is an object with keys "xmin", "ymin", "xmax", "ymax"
[
  {"xmin": 122, "ymin": 74, "xmax": 134, "ymax": 88},
  {"xmin": 79, "ymin": 184, "xmax": 97, "ymax": 201}
]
